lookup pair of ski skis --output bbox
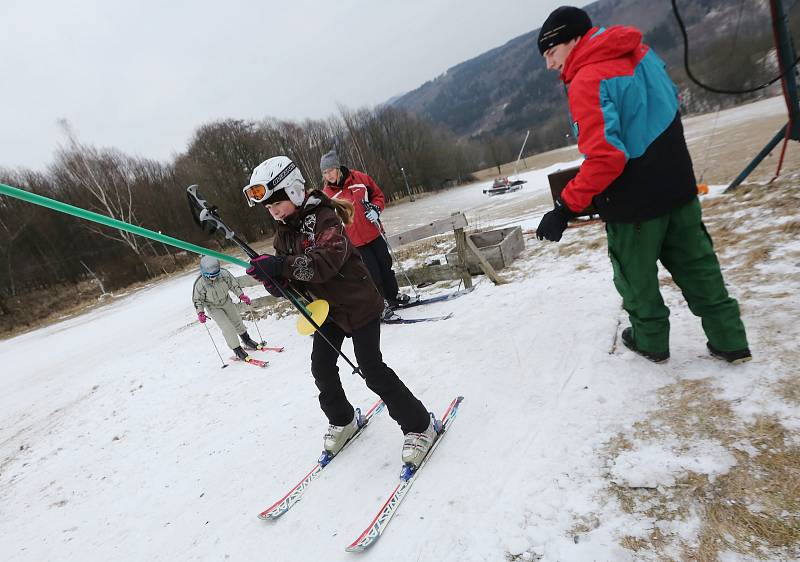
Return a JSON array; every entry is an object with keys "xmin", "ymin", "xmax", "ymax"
[
  {"xmin": 258, "ymin": 396, "xmax": 464, "ymax": 552},
  {"xmin": 230, "ymin": 343, "xmax": 285, "ymax": 368},
  {"xmin": 382, "ymin": 287, "xmax": 474, "ymax": 324}
]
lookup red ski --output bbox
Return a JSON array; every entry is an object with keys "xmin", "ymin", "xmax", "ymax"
[{"xmin": 230, "ymin": 356, "xmax": 269, "ymax": 368}]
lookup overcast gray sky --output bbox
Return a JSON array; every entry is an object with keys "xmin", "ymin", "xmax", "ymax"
[{"xmin": 1, "ymin": 0, "xmax": 588, "ymax": 171}]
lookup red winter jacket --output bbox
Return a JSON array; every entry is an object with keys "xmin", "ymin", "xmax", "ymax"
[
  {"xmin": 322, "ymin": 167, "xmax": 385, "ymax": 247},
  {"xmin": 559, "ymin": 26, "xmax": 697, "ymax": 223}
]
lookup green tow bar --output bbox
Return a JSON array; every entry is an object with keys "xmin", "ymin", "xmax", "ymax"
[{"xmin": 0, "ymin": 182, "xmax": 249, "ymax": 268}]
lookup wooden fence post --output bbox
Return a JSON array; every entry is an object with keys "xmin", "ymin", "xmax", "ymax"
[{"xmin": 451, "ymin": 213, "xmax": 473, "ymax": 289}]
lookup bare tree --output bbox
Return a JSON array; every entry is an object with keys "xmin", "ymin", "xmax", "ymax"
[{"xmin": 52, "ymin": 122, "xmax": 155, "ymax": 273}]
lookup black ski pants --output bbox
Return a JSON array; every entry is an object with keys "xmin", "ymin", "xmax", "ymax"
[
  {"xmin": 359, "ymin": 236, "xmax": 400, "ymax": 301},
  {"xmin": 310, "ymin": 317, "xmax": 429, "ymax": 434}
]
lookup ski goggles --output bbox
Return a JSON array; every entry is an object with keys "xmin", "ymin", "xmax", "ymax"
[
  {"xmin": 243, "ymin": 183, "xmax": 268, "ymax": 207},
  {"xmin": 242, "ymin": 161, "xmax": 298, "ymax": 207},
  {"xmin": 202, "ymin": 270, "xmax": 220, "ymax": 279}
]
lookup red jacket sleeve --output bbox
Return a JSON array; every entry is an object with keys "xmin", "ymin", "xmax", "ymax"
[
  {"xmin": 562, "ymin": 75, "xmax": 628, "ymax": 213},
  {"xmin": 362, "ymin": 173, "xmax": 385, "ymax": 212}
]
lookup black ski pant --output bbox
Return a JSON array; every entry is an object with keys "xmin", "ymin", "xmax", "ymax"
[
  {"xmin": 359, "ymin": 236, "xmax": 400, "ymax": 301},
  {"xmin": 310, "ymin": 317, "xmax": 429, "ymax": 434}
]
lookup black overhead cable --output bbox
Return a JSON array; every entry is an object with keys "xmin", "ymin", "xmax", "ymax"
[{"xmin": 671, "ymin": 0, "xmax": 800, "ymax": 95}]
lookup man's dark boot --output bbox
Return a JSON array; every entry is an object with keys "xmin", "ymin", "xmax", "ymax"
[
  {"xmin": 707, "ymin": 342, "xmax": 752, "ymax": 364},
  {"xmin": 621, "ymin": 327, "xmax": 669, "ymax": 363}
]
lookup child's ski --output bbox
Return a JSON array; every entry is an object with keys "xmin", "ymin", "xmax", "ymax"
[
  {"xmin": 243, "ymin": 342, "xmax": 284, "ymax": 353},
  {"xmin": 345, "ymin": 396, "xmax": 464, "ymax": 552},
  {"xmin": 258, "ymin": 399, "xmax": 385, "ymax": 520},
  {"xmin": 230, "ymin": 356, "xmax": 269, "ymax": 368}
]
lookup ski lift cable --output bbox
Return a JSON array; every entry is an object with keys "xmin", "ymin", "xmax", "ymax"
[
  {"xmin": 698, "ymin": 0, "xmax": 745, "ymax": 183},
  {"xmin": 671, "ymin": 0, "xmax": 800, "ymax": 95}
]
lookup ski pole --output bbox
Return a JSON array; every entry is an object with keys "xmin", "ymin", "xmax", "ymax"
[
  {"xmin": 362, "ymin": 193, "xmax": 418, "ymax": 299},
  {"xmin": 247, "ymin": 303, "xmax": 265, "ymax": 345},
  {"xmin": 204, "ymin": 323, "xmax": 228, "ymax": 369},
  {"xmin": 376, "ymin": 219, "xmax": 419, "ymax": 300}
]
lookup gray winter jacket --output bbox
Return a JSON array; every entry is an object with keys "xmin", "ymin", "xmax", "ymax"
[{"xmin": 192, "ymin": 269, "xmax": 244, "ymax": 312}]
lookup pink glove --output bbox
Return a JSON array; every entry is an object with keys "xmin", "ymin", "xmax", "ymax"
[
  {"xmin": 239, "ymin": 294, "xmax": 251, "ymax": 305},
  {"xmin": 197, "ymin": 311, "xmax": 207, "ymax": 324}
]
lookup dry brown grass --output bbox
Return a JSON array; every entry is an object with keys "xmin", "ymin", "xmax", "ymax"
[
  {"xmin": 776, "ymin": 376, "xmax": 800, "ymax": 406},
  {"xmin": 604, "ymin": 378, "xmax": 800, "ymax": 561}
]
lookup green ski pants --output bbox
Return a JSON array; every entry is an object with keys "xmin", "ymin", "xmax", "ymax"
[
  {"xmin": 207, "ymin": 300, "xmax": 247, "ymax": 350},
  {"xmin": 605, "ymin": 197, "xmax": 748, "ymax": 354}
]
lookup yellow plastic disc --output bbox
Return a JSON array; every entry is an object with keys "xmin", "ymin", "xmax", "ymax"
[{"xmin": 296, "ymin": 299, "xmax": 330, "ymax": 335}]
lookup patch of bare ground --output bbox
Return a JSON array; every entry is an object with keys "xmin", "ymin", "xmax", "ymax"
[
  {"xmin": 606, "ymin": 379, "xmax": 800, "ymax": 561},
  {"xmin": 593, "ymin": 179, "xmax": 800, "ymax": 560}
]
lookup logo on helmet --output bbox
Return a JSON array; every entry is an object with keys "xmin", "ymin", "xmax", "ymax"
[{"xmin": 268, "ymin": 162, "xmax": 297, "ymax": 190}]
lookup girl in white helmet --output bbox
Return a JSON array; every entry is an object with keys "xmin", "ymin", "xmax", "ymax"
[{"xmin": 242, "ymin": 156, "xmax": 437, "ymax": 468}]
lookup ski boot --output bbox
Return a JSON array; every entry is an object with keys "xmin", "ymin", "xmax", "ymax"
[
  {"xmin": 381, "ymin": 299, "xmax": 400, "ymax": 322},
  {"xmin": 391, "ymin": 292, "xmax": 412, "ymax": 307},
  {"xmin": 323, "ymin": 411, "xmax": 362, "ymax": 457},
  {"xmin": 621, "ymin": 328, "xmax": 669, "ymax": 363},
  {"xmin": 707, "ymin": 342, "xmax": 752, "ymax": 364},
  {"xmin": 401, "ymin": 413, "xmax": 439, "ymax": 469},
  {"xmin": 240, "ymin": 331, "xmax": 263, "ymax": 351},
  {"xmin": 233, "ymin": 346, "xmax": 250, "ymax": 361}
]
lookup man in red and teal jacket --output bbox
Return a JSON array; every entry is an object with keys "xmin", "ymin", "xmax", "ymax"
[
  {"xmin": 320, "ymin": 149, "xmax": 410, "ymax": 319},
  {"xmin": 535, "ymin": 6, "xmax": 750, "ymax": 364}
]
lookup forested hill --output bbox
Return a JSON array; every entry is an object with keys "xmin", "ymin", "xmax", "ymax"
[{"xmin": 390, "ymin": 0, "xmax": 787, "ymax": 153}]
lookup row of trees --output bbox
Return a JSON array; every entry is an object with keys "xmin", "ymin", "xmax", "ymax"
[{"xmin": 0, "ymin": 106, "xmax": 494, "ymax": 331}]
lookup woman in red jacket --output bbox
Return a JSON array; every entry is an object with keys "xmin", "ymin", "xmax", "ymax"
[{"xmin": 320, "ymin": 150, "xmax": 410, "ymax": 320}]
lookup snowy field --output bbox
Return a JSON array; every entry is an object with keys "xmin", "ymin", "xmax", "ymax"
[{"xmin": 2, "ymin": 97, "xmax": 799, "ymax": 561}]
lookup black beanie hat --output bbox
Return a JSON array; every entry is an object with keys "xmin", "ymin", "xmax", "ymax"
[{"xmin": 538, "ymin": 6, "xmax": 593, "ymax": 55}]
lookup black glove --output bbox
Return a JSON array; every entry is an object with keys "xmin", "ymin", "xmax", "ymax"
[
  {"xmin": 536, "ymin": 200, "xmax": 573, "ymax": 242},
  {"xmin": 246, "ymin": 254, "xmax": 286, "ymax": 284}
]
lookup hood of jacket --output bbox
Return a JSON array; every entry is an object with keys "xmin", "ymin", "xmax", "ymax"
[{"xmin": 562, "ymin": 26, "xmax": 643, "ymax": 84}]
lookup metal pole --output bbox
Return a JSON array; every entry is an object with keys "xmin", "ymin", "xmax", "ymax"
[
  {"xmin": 512, "ymin": 130, "xmax": 530, "ymax": 178},
  {"xmin": 247, "ymin": 304, "xmax": 265, "ymax": 345},
  {"xmin": 204, "ymin": 323, "xmax": 228, "ymax": 369},
  {"xmin": 377, "ymin": 222, "xmax": 419, "ymax": 299},
  {"xmin": 726, "ymin": 0, "xmax": 799, "ymax": 191},
  {"xmin": 400, "ymin": 167, "xmax": 415, "ymax": 202}
]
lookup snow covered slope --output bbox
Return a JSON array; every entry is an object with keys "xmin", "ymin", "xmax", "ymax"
[{"xmin": 1, "ymin": 97, "xmax": 798, "ymax": 561}]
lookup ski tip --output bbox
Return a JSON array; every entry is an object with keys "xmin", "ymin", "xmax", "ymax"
[{"xmin": 257, "ymin": 510, "xmax": 281, "ymax": 521}]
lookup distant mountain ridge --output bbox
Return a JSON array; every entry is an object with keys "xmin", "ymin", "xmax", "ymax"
[{"xmin": 390, "ymin": 0, "xmax": 777, "ymax": 152}]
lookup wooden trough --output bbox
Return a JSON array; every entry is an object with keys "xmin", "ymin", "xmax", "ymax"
[{"xmin": 444, "ymin": 226, "xmax": 524, "ymax": 276}]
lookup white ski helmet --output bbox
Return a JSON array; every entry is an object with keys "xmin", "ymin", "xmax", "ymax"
[
  {"xmin": 200, "ymin": 255, "xmax": 221, "ymax": 279},
  {"xmin": 242, "ymin": 156, "xmax": 306, "ymax": 207}
]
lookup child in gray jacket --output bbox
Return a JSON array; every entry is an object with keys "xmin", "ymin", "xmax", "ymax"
[{"xmin": 193, "ymin": 256, "xmax": 260, "ymax": 360}]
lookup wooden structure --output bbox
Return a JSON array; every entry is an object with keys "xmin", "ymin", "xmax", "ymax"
[
  {"xmin": 388, "ymin": 212, "xmax": 510, "ymax": 286},
  {"xmin": 445, "ymin": 226, "xmax": 523, "ymax": 276}
]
